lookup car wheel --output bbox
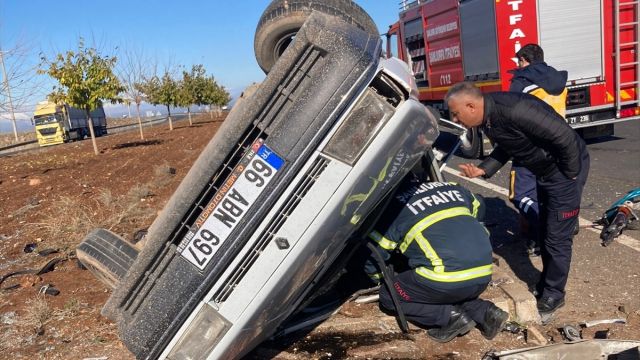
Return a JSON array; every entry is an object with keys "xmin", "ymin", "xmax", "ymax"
[
  {"xmin": 76, "ymin": 228, "xmax": 139, "ymax": 289},
  {"xmin": 254, "ymin": 0, "xmax": 379, "ymax": 73},
  {"xmin": 459, "ymin": 126, "xmax": 482, "ymax": 159}
]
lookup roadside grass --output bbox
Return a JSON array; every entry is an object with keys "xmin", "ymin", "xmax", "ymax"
[
  {"xmin": 0, "ymin": 297, "xmax": 11, "ymax": 351},
  {"xmin": 21, "ymin": 296, "xmax": 52, "ymax": 333},
  {"xmin": 0, "ymin": 132, "xmax": 36, "ymax": 147},
  {"xmin": 152, "ymin": 161, "xmax": 176, "ymax": 188},
  {"xmin": 10, "ymin": 199, "xmax": 41, "ymax": 219},
  {"xmin": 37, "ymin": 189, "xmax": 154, "ymax": 251},
  {"xmin": 34, "ymin": 163, "xmax": 175, "ymax": 251},
  {"xmin": 36, "ymin": 196, "xmax": 99, "ymax": 250},
  {"xmin": 57, "ymin": 297, "xmax": 81, "ymax": 318},
  {"xmin": 0, "ymin": 324, "xmax": 14, "ymax": 352},
  {"xmin": 10, "ymin": 296, "xmax": 83, "ymax": 348}
]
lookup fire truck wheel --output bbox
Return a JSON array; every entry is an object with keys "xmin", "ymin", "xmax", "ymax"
[
  {"xmin": 76, "ymin": 228, "xmax": 139, "ymax": 289},
  {"xmin": 459, "ymin": 127, "xmax": 482, "ymax": 159},
  {"xmin": 255, "ymin": 0, "xmax": 378, "ymax": 74}
]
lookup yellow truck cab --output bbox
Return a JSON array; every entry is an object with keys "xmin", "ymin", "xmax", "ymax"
[{"xmin": 33, "ymin": 101, "xmax": 107, "ymax": 146}]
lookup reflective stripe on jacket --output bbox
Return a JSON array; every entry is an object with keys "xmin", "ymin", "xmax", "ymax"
[
  {"xmin": 366, "ymin": 178, "xmax": 493, "ymax": 289},
  {"xmin": 524, "ymin": 85, "xmax": 567, "ymax": 118}
]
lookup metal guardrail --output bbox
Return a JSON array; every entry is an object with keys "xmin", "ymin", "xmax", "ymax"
[
  {"xmin": 0, "ymin": 139, "xmax": 38, "ymax": 153},
  {"xmin": 0, "ymin": 114, "xmax": 193, "ymax": 155},
  {"xmin": 399, "ymin": 0, "xmax": 422, "ymax": 11}
]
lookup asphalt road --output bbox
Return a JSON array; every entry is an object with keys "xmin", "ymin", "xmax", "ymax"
[
  {"xmin": 438, "ymin": 120, "xmax": 640, "ymax": 226},
  {"xmin": 431, "ymin": 121, "xmax": 640, "ymax": 339}
]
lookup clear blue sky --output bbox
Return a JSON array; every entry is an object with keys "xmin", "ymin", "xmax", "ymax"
[{"xmin": 1, "ymin": 1, "xmax": 399, "ymax": 108}]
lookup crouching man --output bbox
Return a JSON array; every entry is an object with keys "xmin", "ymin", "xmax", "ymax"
[{"xmin": 365, "ymin": 176, "xmax": 508, "ymax": 342}]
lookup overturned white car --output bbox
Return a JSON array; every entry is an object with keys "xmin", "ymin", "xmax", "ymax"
[{"xmin": 77, "ymin": 4, "xmax": 443, "ymax": 359}]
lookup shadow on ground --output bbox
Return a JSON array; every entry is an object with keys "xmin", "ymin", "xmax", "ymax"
[
  {"xmin": 584, "ymin": 135, "xmax": 624, "ymax": 145},
  {"xmin": 253, "ymin": 331, "xmax": 416, "ymax": 359},
  {"xmin": 483, "ymin": 196, "xmax": 541, "ymax": 289},
  {"xmin": 111, "ymin": 139, "xmax": 164, "ymax": 149}
]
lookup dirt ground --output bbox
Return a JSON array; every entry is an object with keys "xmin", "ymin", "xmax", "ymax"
[
  {"xmin": 0, "ymin": 116, "xmax": 221, "ymax": 359},
  {"xmin": 0, "ymin": 116, "xmax": 638, "ymax": 360}
]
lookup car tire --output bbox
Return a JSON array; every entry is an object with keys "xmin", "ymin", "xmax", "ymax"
[
  {"xmin": 254, "ymin": 0, "xmax": 379, "ymax": 73},
  {"xmin": 76, "ymin": 228, "xmax": 139, "ymax": 289},
  {"xmin": 459, "ymin": 126, "xmax": 482, "ymax": 159}
]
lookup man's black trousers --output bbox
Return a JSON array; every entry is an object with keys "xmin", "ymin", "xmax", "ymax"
[
  {"xmin": 378, "ymin": 270, "xmax": 492, "ymax": 328},
  {"xmin": 536, "ymin": 150, "xmax": 590, "ymax": 301}
]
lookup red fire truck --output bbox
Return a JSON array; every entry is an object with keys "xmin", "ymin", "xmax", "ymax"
[{"xmin": 387, "ymin": 0, "xmax": 639, "ymax": 157}]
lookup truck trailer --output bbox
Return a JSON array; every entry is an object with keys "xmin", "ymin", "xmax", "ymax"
[
  {"xmin": 33, "ymin": 101, "xmax": 107, "ymax": 147},
  {"xmin": 387, "ymin": 0, "xmax": 639, "ymax": 157}
]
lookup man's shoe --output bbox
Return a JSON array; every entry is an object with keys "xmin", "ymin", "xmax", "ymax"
[
  {"xmin": 537, "ymin": 296, "xmax": 565, "ymax": 316},
  {"xmin": 427, "ymin": 307, "xmax": 476, "ymax": 343},
  {"xmin": 479, "ymin": 304, "xmax": 509, "ymax": 340}
]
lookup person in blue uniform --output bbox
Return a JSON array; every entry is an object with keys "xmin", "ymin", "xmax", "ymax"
[
  {"xmin": 508, "ymin": 43, "xmax": 569, "ymax": 256},
  {"xmin": 366, "ymin": 176, "xmax": 508, "ymax": 342}
]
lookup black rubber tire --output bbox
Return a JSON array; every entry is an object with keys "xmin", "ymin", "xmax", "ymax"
[
  {"xmin": 254, "ymin": 0, "xmax": 379, "ymax": 73},
  {"xmin": 459, "ymin": 126, "xmax": 482, "ymax": 159},
  {"xmin": 76, "ymin": 228, "xmax": 139, "ymax": 289}
]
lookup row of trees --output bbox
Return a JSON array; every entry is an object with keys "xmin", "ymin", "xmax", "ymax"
[
  {"xmin": 36, "ymin": 39, "xmax": 230, "ymax": 155},
  {"xmin": 137, "ymin": 64, "xmax": 230, "ymax": 133},
  {"xmin": 0, "ymin": 40, "xmax": 45, "ymax": 140}
]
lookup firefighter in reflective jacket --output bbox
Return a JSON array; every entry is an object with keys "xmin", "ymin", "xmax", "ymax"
[
  {"xmin": 366, "ymin": 177, "xmax": 508, "ymax": 343},
  {"xmin": 508, "ymin": 43, "xmax": 569, "ymax": 256}
]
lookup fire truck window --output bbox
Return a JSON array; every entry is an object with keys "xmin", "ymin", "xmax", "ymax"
[{"xmin": 388, "ymin": 33, "xmax": 398, "ymax": 58}]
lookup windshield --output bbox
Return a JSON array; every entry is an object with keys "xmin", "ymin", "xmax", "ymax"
[{"xmin": 34, "ymin": 113, "xmax": 63, "ymax": 126}]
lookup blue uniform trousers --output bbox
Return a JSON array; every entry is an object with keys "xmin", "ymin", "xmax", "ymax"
[
  {"xmin": 510, "ymin": 163, "xmax": 540, "ymax": 247},
  {"xmin": 536, "ymin": 150, "xmax": 590, "ymax": 301},
  {"xmin": 378, "ymin": 270, "xmax": 492, "ymax": 328}
]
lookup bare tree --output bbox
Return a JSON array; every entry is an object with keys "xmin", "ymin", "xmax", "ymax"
[
  {"xmin": 117, "ymin": 46, "xmax": 153, "ymax": 140},
  {"xmin": 0, "ymin": 38, "xmax": 46, "ymax": 141}
]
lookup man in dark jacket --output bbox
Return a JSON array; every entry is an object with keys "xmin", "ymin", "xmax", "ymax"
[
  {"xmin": 365, "ymin": 176, "xmax": 508, "ymax": 342},
  {"xmin": 445, "ymin": 82, "xmax": 590, "ymax": 320},
  {"xmin": 509, "ymin": 44, "xmax": 569, "ymax": 256},
  {"xmin": 510, "ymin": 44, "xmax": 568, "ymax": 111}
]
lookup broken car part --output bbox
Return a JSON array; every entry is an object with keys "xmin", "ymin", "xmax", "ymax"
[{"xmin": 483, "ymin": 339, "xmax": 640, "ymax": 359}]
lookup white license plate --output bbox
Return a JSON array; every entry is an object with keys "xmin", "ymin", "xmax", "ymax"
[
  {"xmin": 567, "ymin": 114, "xmax": 590, "ymax": 125},
  {"xmin": 178, "ymin": 140, "xmax": 284, "ymax": 270}
]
